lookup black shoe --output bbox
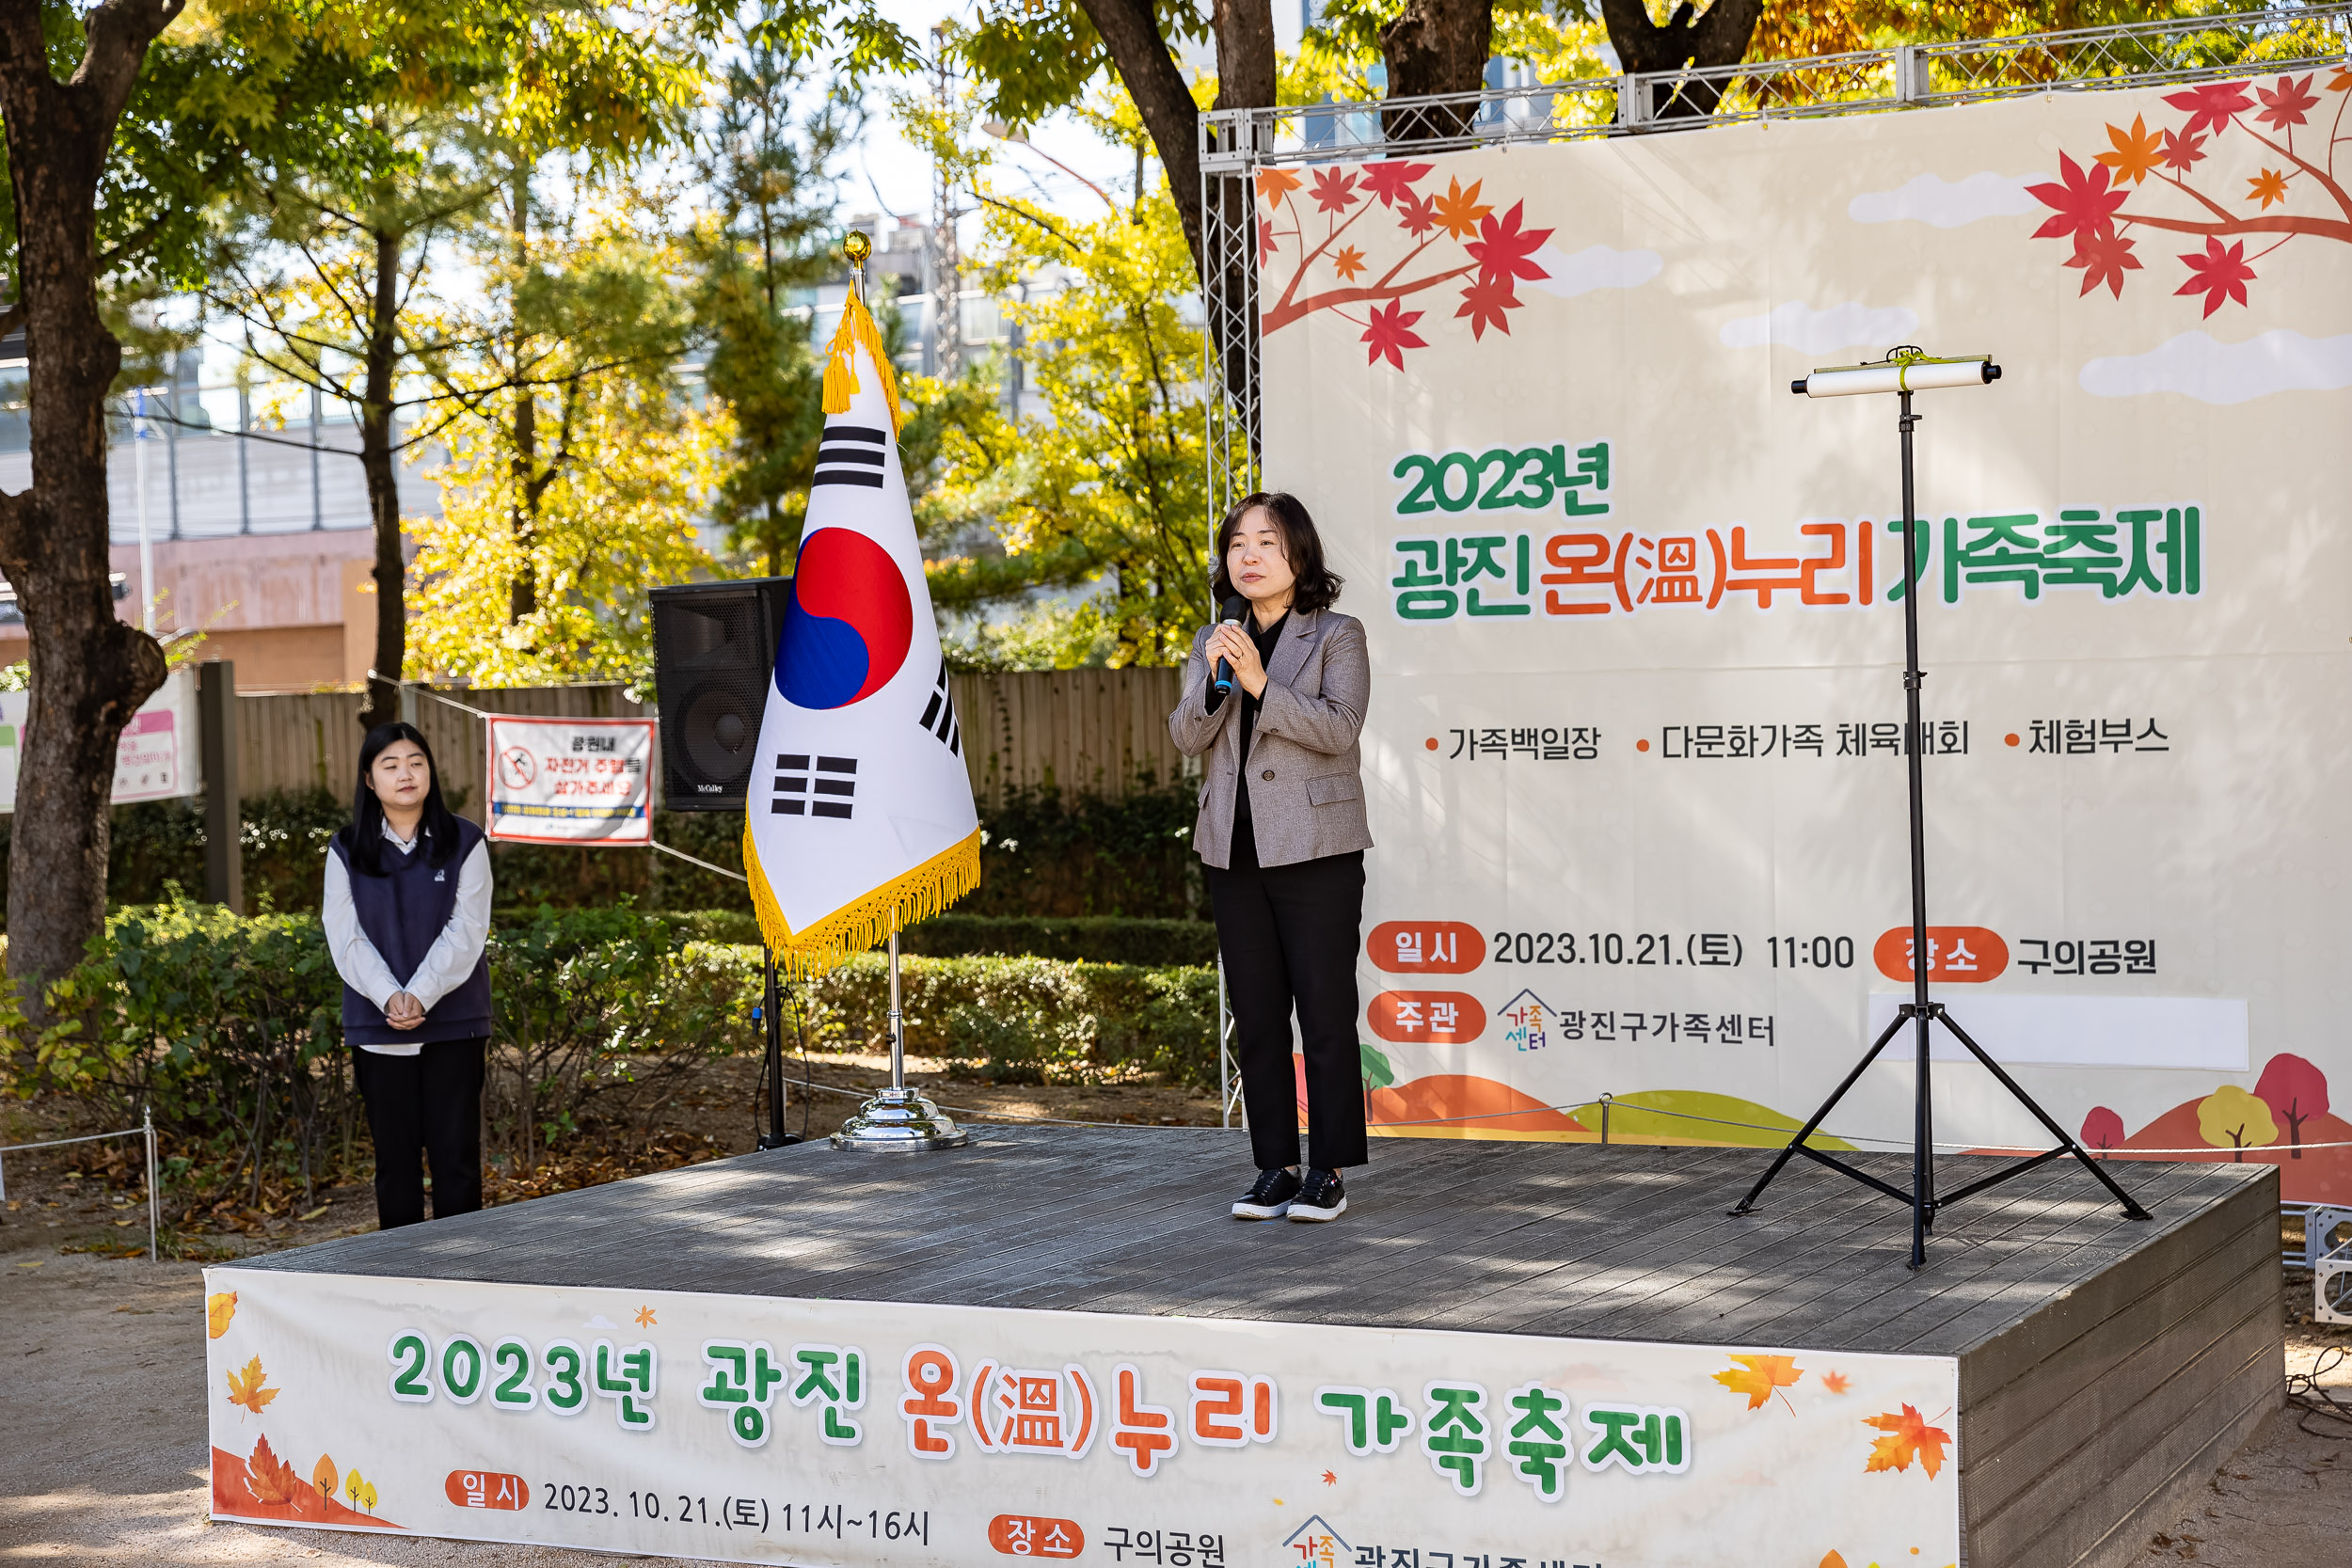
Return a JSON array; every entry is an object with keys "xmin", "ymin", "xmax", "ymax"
[
  {"xmin": 1289, "ymin": 1166, "xmax": 1346, "ymax": 1222},
  {"xmin": 1232, "ymin": 1167, "xmax": 1301, "ymax": 1220}
]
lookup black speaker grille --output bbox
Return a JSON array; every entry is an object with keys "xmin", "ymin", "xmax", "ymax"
[{"xmin": 649, "ymin": 578, "xmax": 789, "ymax": 812}]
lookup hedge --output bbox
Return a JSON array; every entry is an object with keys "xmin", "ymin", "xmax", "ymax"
[
  {"xmin": 5, "ymin": 901, "xmax": 1218, "ymax": 1202},
  {"xmin": 662, "ymin": 911, "xmax": 1218, "ymax": 968}
]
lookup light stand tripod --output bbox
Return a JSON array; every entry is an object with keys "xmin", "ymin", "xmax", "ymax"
[
  {"xmin": 1730, "ymin": 349, "xmax": 2150, "ymax": 1268},
  {"xmin": 755, "ymin": 953, "xmax": 800, "ymax": 1149}
]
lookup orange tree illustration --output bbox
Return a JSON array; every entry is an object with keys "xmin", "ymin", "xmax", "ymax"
[
  {"xmin": 2029, "ymin": 69, "xmax": 2352, "ymax": 311},
  {"xmin": 1253, "ymin": 160, "xmax": 1552, "ymax": 369}
]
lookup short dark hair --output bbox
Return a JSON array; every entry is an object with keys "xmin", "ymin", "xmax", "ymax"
[
  {"xmin": 336, "ymin": 721, "xmax": 465, "ymax": 876},
  {"xmin": 1211, "ymin": 491, "xmax": 1343, "ymax": 614}
]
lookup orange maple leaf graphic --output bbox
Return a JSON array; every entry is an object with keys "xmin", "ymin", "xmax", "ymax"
[
  {"xmin": 2247, "ymin": 168, "xmax": 2289, "ymax": 209},
  {"xmin": 1431, "ymin": 178, "xmax": 1492, "ymax": 242},
  {"xmin": 206, "ymin": 1291, "xmax": 237, "ymax": 1339},
  {"xmin": 226, "ymin": 1355, "xmax": 278, "ymax": 1416},
  {"xmin": 1331, "ymin": 245, "xmax": 1366, "ymax": 282},
  {"xmin": 634, "ymin": 1306, "xmax": 658, "ymax": 1328},
  {"xmin": 1819, "ymin": 1370, "xmax": 1851, "ymax": 1395},
  {"xmin": 1713, "ymin": 1353, "xmax": 1804, "ymax": 1411},
  {"xmin": 1864, "ymin": 1403, "xmax": 1951, "ymax": 1478},
  {"xmin": 1321, "ymin": 1469, "xmax": 1337, "ymax": 1485},
  {"xmin": 2094, "ymin": 115, "xmax": 2164, "ymax": 185},
  {"xmin": 1256, "ymin": 167, "xmax": 1303, "ymax": 208},
  {"xmin": 245, "ymin": 1433, "xmax": 304, "ymax": 1506}
]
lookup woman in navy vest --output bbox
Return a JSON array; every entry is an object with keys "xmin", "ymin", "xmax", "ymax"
[{"xmin": 325, "ymin": 722, "xmax": 494, "ymax": 1228}]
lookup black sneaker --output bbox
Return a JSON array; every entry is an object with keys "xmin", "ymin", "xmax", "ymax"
[
  {"xmin": 1232, "ymin": 1167, "xmax": 1301, "ymax": 1220},
  {"xmin": 1288, "ymin": 1167, "xmax": 1346, "ymax": 1222}
]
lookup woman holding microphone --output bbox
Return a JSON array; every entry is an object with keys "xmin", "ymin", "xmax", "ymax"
[
  {"xmin": 1171, "ymin": 492, "xmax": 1372, "ymax": 1223},
  {"xmin": 324, "ymin": 722, "xmax": 494, "ymax": 1229}
]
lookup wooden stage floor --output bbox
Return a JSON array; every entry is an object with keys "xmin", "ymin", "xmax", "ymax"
[{"xmin": 231, "ymin": 1128, "xmax": 2281, "ymax": 1568}]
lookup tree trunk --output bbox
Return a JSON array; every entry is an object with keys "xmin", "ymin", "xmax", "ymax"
[
  {"xmin": 1598, "ymin": 0, "xmax": 1765, "ymax": 120},
  {"xmin": 1379, "ymin": 0, "xmax": 1493, "ymax": 143},
  {"xmin": 0, "ymin": 0, "xmax": 178, "ymax": 1019},
  {"xmin": 1073, "ymin": 0, "xmax": 1276, "ymax": 441},
  {"xmin": 506, "ymin": 161, "xmax": 538, "ymax": 628},
  {"xmin": 358, "ymin": 224, "xmax": 406, "ymax": 734}
]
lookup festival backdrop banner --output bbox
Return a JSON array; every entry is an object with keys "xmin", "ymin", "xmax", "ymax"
[
  {"xmin": 1255, "ymin": 73, "xmax": 2352, "ymax": 1200},
  {"xmin": 484, "ymin": 716, "xmax": 655, "ymax": 845},
  {"xmin": 742, "ymin": 292, "xmax": 980, "ymax": 974},
  {"xmin": 203, "ymin": 1264, "xmax": 1960, "ymax": 1566}
]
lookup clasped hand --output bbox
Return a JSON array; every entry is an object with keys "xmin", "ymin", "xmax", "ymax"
[
  {"xmin": 1207, "ymin": 622, "xmax": 1269, "ymax": 699},
  {"xmin": 385, "ymin": 990, "xmax": 426, "ymax": 1030}
]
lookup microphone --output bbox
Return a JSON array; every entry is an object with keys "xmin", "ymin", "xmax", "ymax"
[{"xmin": 1211, "ymin": 595, "xmax": 1247, "ymax": 696}]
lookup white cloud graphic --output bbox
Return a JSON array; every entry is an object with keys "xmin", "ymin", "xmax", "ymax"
[
  {"xmin": 2080, "ymin": 329, "xmax": 2352, "ymax": 404},
  {"xmin": 1524, "ymin": 244, "xmax": 1662, "ymax": 298},
  {"xmin": 1719, "ymin": 300, "xmax": 1920, "ymax": 355},
  {"xmin": 1848, "ymin": 171, "xmax": 2045, "ymax": 229}
]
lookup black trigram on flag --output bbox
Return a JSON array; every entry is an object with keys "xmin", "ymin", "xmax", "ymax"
[
  {"xmin": 916, "ymin": 658, "xmax": 961, "ymax": 756},
  {"xmin": 771, "ymin": 753, "xmax": 857, "ymax": 818},
  {"xmin": 812, "ymin": 423, "xmax": 887, "ymax": 489}
]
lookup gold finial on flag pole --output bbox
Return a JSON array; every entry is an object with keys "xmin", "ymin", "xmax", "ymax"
[
  {"xmin": 820, "ymin": 230, "xmax": 904, "ymax": 431},
  {"xmin": 842, "ymin": 229, "xmax": 871, "ymax": 300}
]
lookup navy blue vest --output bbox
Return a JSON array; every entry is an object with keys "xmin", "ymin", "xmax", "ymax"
[{"xmin": 331, "ymin": 816, "xmax": 494, "ymax": 1047}]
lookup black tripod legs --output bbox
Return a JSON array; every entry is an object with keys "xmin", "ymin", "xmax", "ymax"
[
  {"xmin": 1730, "ymin": 1008, "xmax": 1910, "ymax": 1217},
  {"xmin": 1730, "ymin": 1003, "xmax": 2150, "ymax": 1267}
]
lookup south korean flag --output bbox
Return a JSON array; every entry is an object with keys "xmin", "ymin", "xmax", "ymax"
[{"xmin": 742, "ymin": 290, "xmax": 980, "ymax": 974}]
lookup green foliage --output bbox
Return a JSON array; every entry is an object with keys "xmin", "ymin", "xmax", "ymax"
[
  {"xmin": 965, "ymin": 784, "xmax": 1202, "ymax": 919},
  {"xmin": 669, "ymin": 910, "xmax": 1216, "ymax": 966},
  {"xmin": 954, "ymin": 4, "xmax": 1205, "ymax": 133},
  {"xmin": 675, "ymin": 943, "xmax": 1219, "ymax": 1088}
]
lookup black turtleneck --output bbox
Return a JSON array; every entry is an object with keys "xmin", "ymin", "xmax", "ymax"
[{"xmin": 1203, "ymin": 610, "xmax": 1289, "ymax": 868}]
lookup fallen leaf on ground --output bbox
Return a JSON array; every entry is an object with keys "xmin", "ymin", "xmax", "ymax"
[
  {"xmin": 226, "ymin": 1354, "xmax": 278, "ymax": 1415},
  {"xmin": 1864, "ymin": 1403, "xmax": 1951, "ymax": 1478},
  {"xmin": 298, "ymin": 1205, "xmax": 329, "ymax": 1222},
  {"xmin": 1714, "ymin": 1353, "xmax": 1804, "ymax": 1410}
]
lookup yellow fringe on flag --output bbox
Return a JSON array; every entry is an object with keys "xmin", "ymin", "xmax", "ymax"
[
  {"xmin": 819, "ymin": 289, "xmax": 904, "ymax": 434},
  {"xmin": 742, "ymin": 824, "xmax": 981, "ymax": 978}
]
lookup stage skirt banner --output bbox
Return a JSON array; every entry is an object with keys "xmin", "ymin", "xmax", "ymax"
[
  {"xmin": 484, "ymin": 716, "xmax": 654, "ymax": 845},
  {"xmin": 203, "ymin": 1265, "xmax": 1960, "ymax": 1566},
  {"xmin": 1255, "ymin": 72, "xmax": 2352, "ymax": 1201}
]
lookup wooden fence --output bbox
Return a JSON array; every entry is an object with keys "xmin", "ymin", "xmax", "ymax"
[{"xmin": 233, "ymin": 669, "xmax": 1190, "ymax": 812}]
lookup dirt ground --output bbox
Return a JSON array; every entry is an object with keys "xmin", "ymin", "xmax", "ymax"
[{"xmin": 3, "ymin": 1073, "xmax": 2346, "ymax": 1564}]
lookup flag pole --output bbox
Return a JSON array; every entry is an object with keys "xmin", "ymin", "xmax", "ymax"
[{"xmin": 823, "ymin": 226, "xmax": 968, "ymax": 1152}]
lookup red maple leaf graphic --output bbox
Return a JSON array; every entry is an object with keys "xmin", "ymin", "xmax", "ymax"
[
  {"xmin": 1464, "ymin": 200, "xmax": 1552, "ymax": 291},
  {"xmin": 1257, "ymin": 216, "xmax": 1278, "ymax": 267},
  {"xmin": 2067, "ymin": 230, "xmax": 2142, "ymax": 298},
  {"xmin": 1456, "ymin": 275, "xmax": 1521, "ymax": 340},
  {"xmin": 1359, "ymin": 160, "xmax": 1434, "ymax": 208},
  {"xmin": 2157, "ymin": 126, "xmax": 2206, "ymax": 172},
  {"xmin": 2162, "ymin": 81, "xmax": 2252, "ymax": 139},
  {"xmin": 2254, "ymin": 73, "xmax": 2319, "ymax": 131},
  {"xmin": 2175, "ymin": 236, "xmax": 2255, "ymax": 316},
  {"xmin": 2028, "ymin": 152, "xmax": 2128, "ymax": 243},
  {"xmin": 1310, "ymin": 166, "xmax": 1359, "ymax": 214},
  {"xmin": 1397, "ymin": 189, "xmax": 1438, "ymax": 239},
  {"xmin": 1361, "ymin": 299, "xmax": 1428, "ymax": 370}
]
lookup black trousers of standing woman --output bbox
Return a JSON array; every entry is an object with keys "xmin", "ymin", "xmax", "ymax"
[
  {"xmin": 1206, "ymin": 848, "xmax": 1369, "ymax": 1172},
  {"xmin": 353, "ymin": 1037, "xmax": 486, "ymax": 1228}
]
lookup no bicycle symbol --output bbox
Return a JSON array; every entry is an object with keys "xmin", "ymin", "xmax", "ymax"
[{"xmin": 496, "ymin": 746, "xmax": 537, "ymax": 790}]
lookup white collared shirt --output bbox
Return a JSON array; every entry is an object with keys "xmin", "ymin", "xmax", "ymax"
[{"xmin": 322, "ymin": 821, "xmax": 493, "ymax": 1056}]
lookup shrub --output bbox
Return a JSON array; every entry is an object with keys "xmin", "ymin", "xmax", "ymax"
[{"xmin": 662, "ymin": 911, "xmax": 1216, "ymax": 967}]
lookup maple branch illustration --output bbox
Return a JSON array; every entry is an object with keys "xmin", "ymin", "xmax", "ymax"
[
  {"xmin": 1272, "ymin": 196, "xmax": 1380, "ymax": 315},
  {"xmin": 2233, "ymin": 118, "xmax": 2352, "ymax": 223},
  {"xmin": 1260, "ymin": 264, "xmax": 1480, "ymax": 334}
]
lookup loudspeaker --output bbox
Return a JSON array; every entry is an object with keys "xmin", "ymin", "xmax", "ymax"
[{"xmin": 649, "ymin": 578, "xmax": 792, "ymax": 811}]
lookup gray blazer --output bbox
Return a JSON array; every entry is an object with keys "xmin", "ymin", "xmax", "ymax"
[{"xmin": 1168, "ymin": 607, "xmax": 1373, "ymax": 870}]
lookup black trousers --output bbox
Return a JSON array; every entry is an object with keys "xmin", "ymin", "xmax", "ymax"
[
  {"xmin": 353, "ymin": 1037, "xmax": 486, "ymax": 1228},
  {"xmin": 1205, "ymin": 849, "xmax": 1369, "ymax": 1171}
]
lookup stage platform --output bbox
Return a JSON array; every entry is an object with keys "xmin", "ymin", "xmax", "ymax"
[{"xmin": 207, "ymin": 1129, "xmax": 2280, "ymax": 1568}]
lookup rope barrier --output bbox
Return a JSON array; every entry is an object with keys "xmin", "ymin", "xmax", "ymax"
[
  {"xmin": 648, "ymin": 839, "xmax": 749, "ymax": 883},
  {"xmin": 0, "ymin": 1109, "xmax": 160, "ymax": 1261}
]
